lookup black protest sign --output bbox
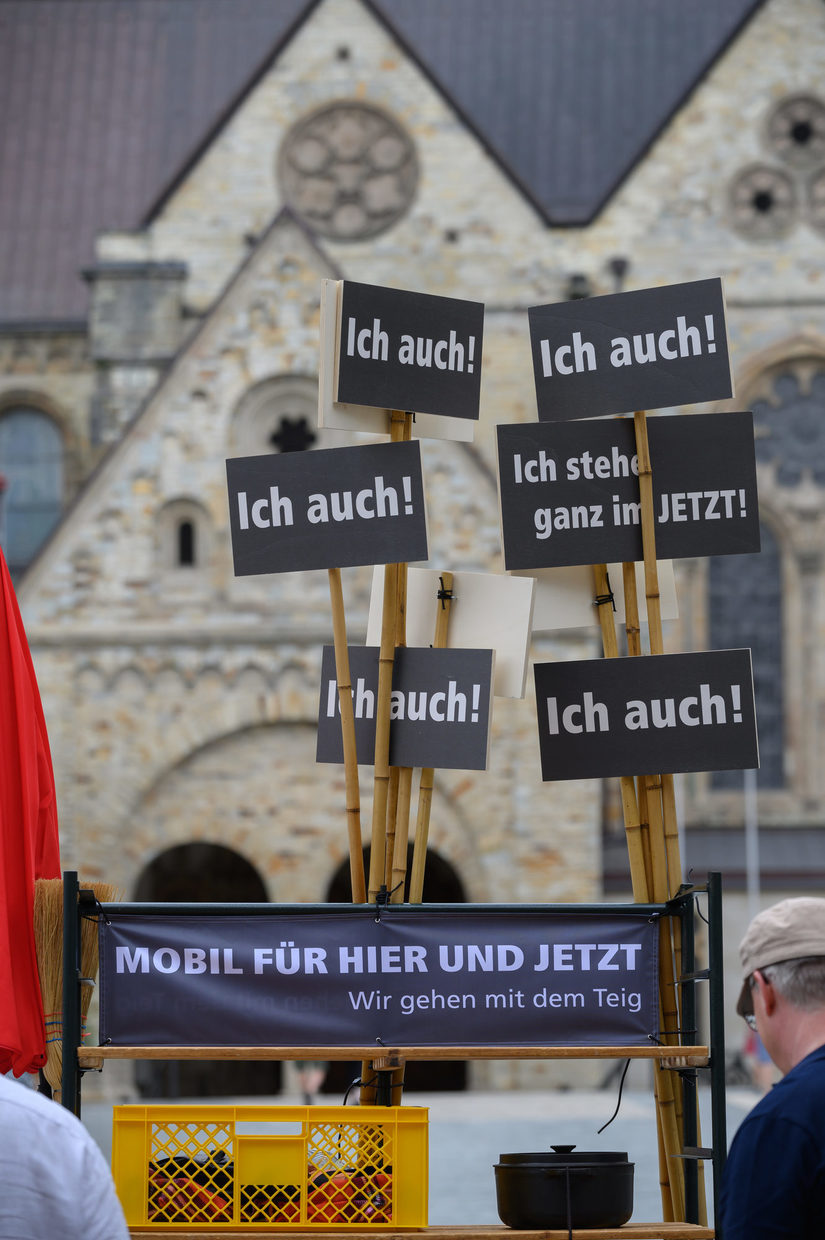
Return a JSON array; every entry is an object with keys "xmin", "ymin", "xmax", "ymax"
[
  {"xmin": 317, "ymin": 646, "xmax": 494, "ymax": 771},
  {"xmin": 498, "ymin": 411, "xmax": 759, "ymax": 570},
  {"xmin": 226, "ymin": 440, "xmax": 427, "ymax": 575},
  {"xmin": 528, "ymin": 278, "xmax": 732, "ymax": 421},
  {"xmin": 98, "ymin": 906, "xmax": 659, "ymax": 1048},
  {"xmin": 534, "ymin": 649, "xmax": 758, "ymax": 781},
  {"xmin": 335, "ymin": 281, "xmax": 484, "ymax": 420}
]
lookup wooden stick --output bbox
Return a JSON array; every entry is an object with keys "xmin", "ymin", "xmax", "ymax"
[
  {"xmin": 387, "ymin": 559, "xmax": 412, "ymax": 1107},
  {"xmin": 626, "ymin": 428, "xmax": 683, "ymax": 1026},
  {"xmin": 390, "ymin": 768, "xmax": 413, "ymax": 902},
  {"xmin": 661, "ymin": 774, "xmax": 682, "ymax": 902},
  {"xmin": 592, "ymin": 564, "xmax": 649, "ymax": 902},
  {"xmin": 367, "ymin": 555, "xmax": 398, "ymax": 900},
  {"xmin": 389, "ymin": 548, "xmax": 413, "ymax": 903},
  {"xmin": 409, "ymin": 571, "xmax": 454, "ymax": 904},
  {"xmin": 367, "ymin": 412, "xmax": 409, "ymax": 901},
  {"xmin": 621, "ymin": 560, "xmax": 683, "ymax": 1220},
  {"xmin": 384, "ymin": 768, "xmax": 400, "ymax": 890},
  {"xmin": 633, "ymin": 410, "xmax": 664, "ymax": 650},
  {"xmin": 657, "ymin": 1060, "xmax": 686, "ymax": 1221},
  {"xmin": 363, "ymin": 413, "xmax": 410, "ymax": 1103},
  {"xmin": 328, "ymin": 568, "xmax": 366, "ymax": 904},
  {"xmin": 631, "ymin": 413, "xmax": 688, "ymax": 1217},
  {"xmin": 633, "ymin": 410, "xmax": 684, "ymax": 899},
  {"xmin": 655, "ymin": 1073, "xmax": 675, "ymax": 1223},
  {"xmin": 622, "ymin": 561, "xmax": 642, "ymax": 657},
  {"xmin": 634, "ymin": 775, "xmax": 655, "ymax": 905},
  {"xmin": 645, "ymin": 774, "xmax": 670, "ymax": 902}
]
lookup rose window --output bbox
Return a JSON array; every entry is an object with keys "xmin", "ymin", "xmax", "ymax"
[{"xmin": 279, "ymin": 103, "xmax": 418, "ymax": 240}]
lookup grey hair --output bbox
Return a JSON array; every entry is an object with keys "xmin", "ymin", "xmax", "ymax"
[{"xmin": 760, "ymin": 957, "xmax": 825, "ymax": 1010}]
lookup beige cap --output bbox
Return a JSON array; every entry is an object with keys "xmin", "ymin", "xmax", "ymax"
[{"xmin": 736, "ymin": 897, "xmax": 825, "ymax": 1017}]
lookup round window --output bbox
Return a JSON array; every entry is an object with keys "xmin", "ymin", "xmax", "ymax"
[{"xmin": 279, "ymin": 102, "xmax": 418, "ymax": 240}]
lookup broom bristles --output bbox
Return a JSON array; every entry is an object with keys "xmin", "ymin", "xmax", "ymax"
[{"xmin": 34, "ymin": 877, "xmax": 121, "ymax": 1100}]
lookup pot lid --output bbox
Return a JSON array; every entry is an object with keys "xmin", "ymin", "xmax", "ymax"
[{"xmin": 497, "ymin": 1145, "xmax": 630, "ymax": 1165}]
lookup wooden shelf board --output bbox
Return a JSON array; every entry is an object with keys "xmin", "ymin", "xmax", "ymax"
[
  {"xmin": 80, "ymin": 1044, "xmax": 709, "ymax": 1068},
  {"xmin": 128, "ymin": 1225, "xmax": 714, "ymax": 1239}
]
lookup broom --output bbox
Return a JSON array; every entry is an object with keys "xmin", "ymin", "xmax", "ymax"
[{"xmin": 34, "ymin": 877, "xmax": 120, "ymax": 1101}]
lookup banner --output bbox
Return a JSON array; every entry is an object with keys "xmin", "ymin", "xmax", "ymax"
[
  {"xmin": 534, "ymin": 649, "xmax": 759, "ymax": 781},
  {"xmin": 98, "ymin": 907, "xmax": 660, "ymax": 1048},
  {"xmin": 528, "ymin": 278, "xmax": 732, "ymax": 420},
  {"xmin": 498, "ymin": 411, "xmax": 759, "ymax": 570},
  {"xmin": 226, "ymin": 440, "xmax": 428, "ymax": 575},
  {"xmin": 317, "ymin": 646, "xmax": 494, "ymax": 770}
]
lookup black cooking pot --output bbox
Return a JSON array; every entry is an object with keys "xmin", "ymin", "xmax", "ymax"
[{"xmin": 494, "ymin": 1144, "xmax": 634, "ymax": 1230}]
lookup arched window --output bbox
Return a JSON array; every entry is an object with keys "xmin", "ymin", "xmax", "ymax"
[
  {"xmin": 177, "ymin": 519, "xmax": 195, "ymax": 567},
  {"xmin": 0, "ymin": 407, "xmax": 63, "ymax": 575},
  {"xmin": 230, "ymin": 375, "xmax": 319, "ymax": 458},
  {"xmin": 708, "ymin": 521, "xmax": 783, "ymax": 788},
  {"xmin": 156, "ymin": 498, "xmax": 211, "ymax": 574}
]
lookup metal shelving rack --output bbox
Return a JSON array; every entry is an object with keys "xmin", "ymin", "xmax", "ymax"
[{"xmin": 61, "ymin": 871, "xmax": 727, "ymax": 1237}]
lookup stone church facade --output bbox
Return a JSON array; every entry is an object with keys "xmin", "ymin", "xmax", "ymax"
[{"xmin": 2, "ymin": 0, "xmax": 825, "ymax": 1091}]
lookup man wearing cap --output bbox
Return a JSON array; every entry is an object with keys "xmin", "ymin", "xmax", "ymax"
[{"xmin": 718, "ymin": 897, "xmax": 825, "ymax": 1238}]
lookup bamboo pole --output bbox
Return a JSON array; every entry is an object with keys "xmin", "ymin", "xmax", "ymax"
[
  {"xmin": 630, "ymin": 413, "xmax": 691, "ymax": 1218},
  {"xmin": 385, "ymin": 443, "xmax": 412, "ymax": 894},
  {"xmin": 633, "ymin": 411, "xmax": 663, "ymax": 650},
  {"xmin": 389, "ymin": 547, "xmax": 413, "ymax": 903},
  {"xmin": 408, "ymin": 572, "xmax": 455, "ymax": 904},
  {"xmin": 328, "ymin": 567, "xmax": 366, "ymax": 904},
  {"xmin": 387, "ymin": 557, "xmax": 412, "ymax": 1103},
  {"xmin": 655, "ymin": 1073, "xmax": 676, "ymax": 1223},
  {"xmin": 367, "ymin": 412, "xmax": 410, "ymax": 901},
  {"xmin": 390, "ymin": 769, "xmax": 413, "ymax": 899},
  {"xmin": 592, "ymin": 564, "xmax": 649, "ymax": 901},
  {"xmin": 389, "ymin": 564, "xmax": 413, "ymax": 910},
  {"xmin": 384, "ymin": 768, "xmax": 400, "ymax": 890},
  {"xmin": 626, "ymin": 431, "xmax": 684, "ymax": 1023},
  {"xmin": 656, "ymin": 1057, "xmax": 686, "ymax": 1221},
  {"xmin": 601, "ymin": 559, "xmax": 683, "ymax": 1217},
  {"xmin": 597, "ymin": 558, "xmax": 682, "ymax": 1216},
  {"xmin": 363, "ymin": 412, "xmax": 410, "ymax": 1105},
  {"xmin": 633, "ymin": 410, "xmax": 683, "ymax": 898},
  {"xmin": 367, "ymin": 559, "xmax": 397, "ymax": 899}
]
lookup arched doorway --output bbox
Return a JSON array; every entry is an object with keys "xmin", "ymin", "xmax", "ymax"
[
  {"xmin": 322, "ymin": 846, "xmax": 468, "ymax": 1096},
  {"xmin": 133, "ymin": 842, "xmax": 282, "ymax": 1099}
]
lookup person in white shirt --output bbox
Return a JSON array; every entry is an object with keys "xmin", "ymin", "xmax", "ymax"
[{"xmin": 0, "ymin": 1074, "xmax": 128, "ymax": 1240}]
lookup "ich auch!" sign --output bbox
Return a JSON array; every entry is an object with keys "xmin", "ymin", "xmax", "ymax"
[
  {"xmin": 335, "ymin": 281, "xmax": 484, "ymax": 421},
  {"xmin": 317, "ymin": 646, "xmax": 494, "ymax": 771},
  {"xmin": 534, "ymin": 649, "xmax": 758, "ymax": 781},
  {"xmin": 226, "ymin": 441, "xmax": 428, "ymax": 575},
  {"xmin": 528, "ymin": 278, "xmax": 732, "ymax": 421}
]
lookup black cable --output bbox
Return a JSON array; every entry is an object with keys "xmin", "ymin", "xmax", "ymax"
[
  {"xmin": 597, "ymin": 1058, "xmax": 631, "ymax": 1134},
  {"xmin": 343, "ymin": 1075, "xmax": 366, "ymax": 1105}
]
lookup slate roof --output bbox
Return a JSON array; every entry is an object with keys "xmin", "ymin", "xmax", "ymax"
[
  {"xmin": 0, "ymin": 0, "xmax": 764, "ymax": 325},
  {"xmin": 0, "ymin": 0, "xmax": 309, "ymax": 324},
  {"xmin": 371, "ymin": 0, "xmax": 765, "ymax": 225}
]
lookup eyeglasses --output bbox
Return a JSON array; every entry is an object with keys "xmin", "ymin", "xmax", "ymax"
[{"xmin": 742, "ymin": 973, "xmax": 760, "ymax": 1030}]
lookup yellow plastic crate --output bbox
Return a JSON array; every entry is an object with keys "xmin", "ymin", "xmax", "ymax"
[{"xmin": 111, "ymin": 1103, "xmax": 428, "ymax": 1230}]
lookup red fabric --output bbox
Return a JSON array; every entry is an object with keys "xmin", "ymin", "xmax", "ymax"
[{"xmin": 0, "ymin": 548, "xmax": 60, "ymax": 1075}]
